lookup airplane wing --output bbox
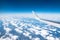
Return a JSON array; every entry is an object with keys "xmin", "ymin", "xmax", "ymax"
[{"xmin": 32, "ymin": 11, "xmax": 60, "ymax": 28}]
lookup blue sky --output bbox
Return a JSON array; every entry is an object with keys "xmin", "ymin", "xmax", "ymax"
[{"xmin": 0, "ymin": 0, "xmax": 60, "ymax": 14}]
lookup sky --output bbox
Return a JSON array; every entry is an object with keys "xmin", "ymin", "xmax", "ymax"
[{"xmin": 0, "ymin": 0, "xmax": 60, "ymax": 14}]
